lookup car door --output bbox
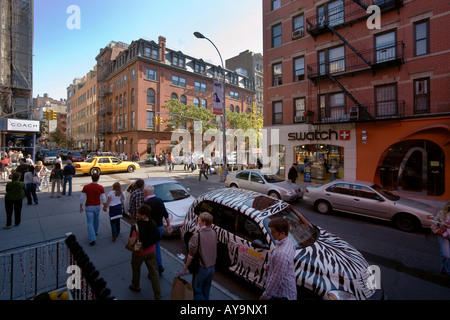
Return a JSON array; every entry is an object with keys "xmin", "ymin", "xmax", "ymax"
[
  {"xmin": 249, "ymin": 172, "xmax": 267, "ymax": 194},
  {"xmin": 325, "ymin": 182, "xmax": 355, "ymax": 211},
  {"xmin": 235, "ymin": 171, "xmax": 250, "ymax": 189},
  {"xmin": 350, "ymin": 184, "xmax": 390, "ymax": 219},
  {"xmin": 110, "ymin": 157, "xmax": 122, "ymax": 172},
  {"xmin": 97, "ymin": 157, "xmax": 112, "ymax": 172}
]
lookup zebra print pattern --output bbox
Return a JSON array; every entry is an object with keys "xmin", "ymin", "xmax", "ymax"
[{"xmin": 181, "ymin": 188, "xmax": 376, "ymax": 300}]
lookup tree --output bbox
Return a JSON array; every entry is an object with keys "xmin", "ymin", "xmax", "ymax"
[
  {"xmin": 50, "ymin": 128, "xmax": 67, "ymax": 147},
  {"xmin": 163, "ymin": 99, "xmax": 216, "ymax": 133}
]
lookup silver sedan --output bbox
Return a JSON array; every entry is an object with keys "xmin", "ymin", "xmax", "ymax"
[
  {"xmin": 225, "ymin": 169, "xmax": 303, "ymax": 201},
  {"xmin": 303, "ymin": 180, "xmax": 437, "ymax": 232}
]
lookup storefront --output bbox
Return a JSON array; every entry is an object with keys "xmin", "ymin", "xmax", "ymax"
[
  {"xmin": 0, "ymin": 118, "xmax": 40, "ymax": 159},
  {"xmin": 356, "ymin": 117, "xmax": 449, "ymax": 200},
  {"xmin": 266, "ymin": 123, "xmax": 356, "ymax": 183}
]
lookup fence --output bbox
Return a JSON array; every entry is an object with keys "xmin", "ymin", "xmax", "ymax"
[{"xmin": 0, "ymin": 233, "xmax": 113, "ymax": 300}]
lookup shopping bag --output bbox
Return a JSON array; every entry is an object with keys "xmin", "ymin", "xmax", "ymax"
[{"xmin": 171, "ymin": 276, "xmax": 193, "ymax": 300}]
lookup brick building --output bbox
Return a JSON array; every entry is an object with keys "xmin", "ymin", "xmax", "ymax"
[
  {"xmin": 95, "ymin": 36, "xmax": 255, "ymax": 159},
  {"xmin": 263, "ymin": 0, "xmax": 450, "ymax": 199}
]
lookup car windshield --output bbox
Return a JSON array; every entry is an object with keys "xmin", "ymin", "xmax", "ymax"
[
  {"xmin": 154, "ymin": 182, "xmax": 190, "ymax": 202},
  {"xmin": 71, "ymin": 152, "xmax": 81, "ymax": 156},
  {"xmin": 46, "ymin": 152, "xmax": 57, "ymax": 157},
  {"xmin": 84, "ymin": 158, "xmax": 95, "ymax": 163},
  {"xmin": 262, "ymin": 174, "xmax": 284, "ymax": 183},
  {"xmin": 371, "ymin": 184, "xmax": 400, "ymax": 201},
  {"xmin": 263, "ymin": 206, "xmax": 317, "ymax": 249}
]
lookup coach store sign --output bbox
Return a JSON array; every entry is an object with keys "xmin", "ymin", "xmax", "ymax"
[
  {"xmin": 7, "ymin": 119, "xmax": 40, "ymax": 133},
  {"xmin": 288, "ymin": 129, "xmax": 350, "ymax": 141}
]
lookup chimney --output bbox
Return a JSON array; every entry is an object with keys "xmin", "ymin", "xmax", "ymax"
[{"xmin": 158, "ymin": 36, "xmax": 166, "ymax": 63}]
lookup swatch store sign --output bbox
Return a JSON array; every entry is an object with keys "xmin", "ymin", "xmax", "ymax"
[
  {"xmin": 288, "ymin": 129, "xmax": 351, "ymax": 141},
  {"xmin": 7, "ymin": 119, "xmax": 40, "ymax": 133}
]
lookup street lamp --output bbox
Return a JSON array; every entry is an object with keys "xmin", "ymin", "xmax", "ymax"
[{"xmin": 194, "ymin": 31, "xmax": 227, "ymax": 182}]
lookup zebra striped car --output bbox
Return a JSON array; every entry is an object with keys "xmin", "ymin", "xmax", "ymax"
[{"xmin": 180, "ymin": 188, "xmax": 383, "ymax": 300}]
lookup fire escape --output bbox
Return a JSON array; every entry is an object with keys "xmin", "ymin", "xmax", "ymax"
[{"xmin": 306, "ymin": 0, "xmax": 404, "ymax": 123}]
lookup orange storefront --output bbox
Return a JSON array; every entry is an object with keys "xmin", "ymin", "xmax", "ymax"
[{"xmin": 356, "ymin": 116, "xmax": 450, "ymax": 200}]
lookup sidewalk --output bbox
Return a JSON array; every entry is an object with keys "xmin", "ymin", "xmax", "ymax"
[{"xmin": 0, "ymin": 169, "xmax": 237, "ymax": 300}]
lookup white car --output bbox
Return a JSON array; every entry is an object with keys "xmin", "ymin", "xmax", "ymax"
[
  {"xmin": 43, "ymin": 152, "xmax": 58, "ymax": 165},
  {"xmin": 124, "ymin": 178, "xmax": 195, "ymax": 236},
  {"xmin": 225, "ymin": 169, "xmax": 303, "ymax": 201},
  {"xmin": 303, "ymin": 180, "xmax": 437, "ymax": 232}
]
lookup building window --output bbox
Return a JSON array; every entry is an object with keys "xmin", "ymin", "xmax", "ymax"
[
  {"xmin": 292, "ymin": 15, "xmax": 304, "ymax": 37},
  {"xmin": 272, "ymin": 62, "xmax": 282, "ymax": 86},
  {"xmin": 130, "ymin": 69, "xmax": 136, "ymax": 81},
  {"xmin": 319, "ymin": 46, "xmax": 345, "ymax": 75},
  {"xmin": 146, "ymin": 110, "xmax": 155, "ymax": 127},
  {"xmin": 131, "ymin": 89, "xmax": 135, "ymax": 105},
  {"xmin": 293, "ymin": 57, "xmax": 305, "ymax": 81},
  {"xmin": 172, "ymin": 75, "xmax": 186, "ymax": 88},
  {"xmin": 194, "ymin": 97, "xmax": 200, "ymax": 107},
  {"xmin": 230, "ymin": 91, "xmax": 239, "ymax": 100},
  {"xmin": 146, "ymin": 68, "xmax": 157, "ymax": 81},
  {"xmin": 123, "ymin": 93, "xmax": 127, "ymax": 108},
  {"xmin": 375, "ymin": 31, "xmax": 396, "ymax": 63},
  {"xmin": 273, "ymin": 101, "xmax": 283, "ymax": 124},
  {"xmin": 294, "ymin": 98, "xmax": 306, "ymax": 123},
  {"xmin": 147, "ymin": 88, "xmax": 155, "ymax": 104},
  {"xmin": 230, "ymin": 105, "xmax": 234, "ymax": 112},
  {"xmin": 201, "ymin": 99, "xmax": 207, "ymax": 108},
  {"xmin": 236, "ymin": 106, "xmax": 240, "ymax": 113},
  {"xmin": 131, "ymin": 110, "xmax": 135, "ymax": 128},
  {"xmin": 319, "ymin": 92, "xmax": 346, "ymax": 121},
  {"xmin": 271, "ymin": 0, "xmax": 281, "ymax": 10},
  {"xmin": 195, "ymin": 81, "xmax": 207, "ymax": 92},
  {"xmin": 195, "ymin": 61, "xmax": 206, "ymax": 73},
  {"xmin": 414, "ymin": 20, "xmax": 429, "ymax": 56},
  {"xmin": 180, "ymin": 95, "xmax": 187, "ymax": 105},
  {"xmin": 414, "ymin": 78, "xmax": 430, "ymax": 114},
  {"xmin": 171, "ymin": 92, "xmax": 178, "ymax": 100},
  {"xmin": 375, "ymin": 83, "xmax": 397, "ymax": 117},
  {"xmin": 172, "ymin": 53, "xmax": 185, "ymax": 68},
  {"xmin": 272, "ymin": 23, "xmax": 282, "ymax": 48},
  {"xmin": 144, "ymin": 45, "xmax": 159, "ymax": 60}
]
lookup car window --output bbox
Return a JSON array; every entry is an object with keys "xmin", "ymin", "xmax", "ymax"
[
  {"xmin": 352, "ymin": 185, "xmax": 378, "ymax": 200},
  {"xmin": 326, "ymin": 183, "xmax": 353, "ymax": 195},
  {"xmin": 98, "ymin": 158, "xmax": 110, "ymax": 164},
  {"xmin": 371, "ymin": 184, "xmax": 399, "ymax": 201},
  {"xmin": 264, "ymin": 206, "xmax": 317, "ymax": 249},
  {"xmin": 262, "ymin": 174, "xmax": 284, "ymax": 183},
  {"xmin": 236, "ymin": 171, "xmax": 249, "ymax": 181},
  {"xmin": 154, "ymin": 182, "xmax": 190, "ymax": 202},
  {"xmin": 111, "ymin": 157, "xmax": 120, "ymax": 164},
  {"xmin": 250, "ymin": 172, "xmax": 263, "ymax": 183},
  {"xmin": 236, "ymin": 213, "xmax": 267, "ymax": 244}
]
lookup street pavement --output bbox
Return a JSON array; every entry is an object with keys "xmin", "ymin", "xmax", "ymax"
[
  {"xmin": 0, "ymin": 164, "xmax": 239, "ymax": 300},
  {"xmin": 0, "ymin": 163, "xmax": 446, "ymax": 300}
]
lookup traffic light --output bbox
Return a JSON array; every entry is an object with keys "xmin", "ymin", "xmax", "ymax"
[
  {"xmin": 43, "ymin": 110, "xmax": 49, "ymax": 120},
  {"xmin": 153, "ymin": 115, "xmax": 162, "ymax": 125},
  {"xmin": 51, "ymin": 110, "xmax": 57, "ymax": 120}
]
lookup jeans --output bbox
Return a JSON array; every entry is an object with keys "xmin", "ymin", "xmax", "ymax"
[
  {"xmin": 5, "ymin": 198, "xmax": 23, "ymax": 227},
  {"xmin": 25, "ymin": 183, "xmax": 38, "ymax": 204},
  {"xmin": 51, "ymin": 179, "xmax": 61, "ymax": 197},
  {"xmin": 110, "ymin": 218, "xmax": 121, "ymax": 237},
  {"xmin": 62, "ymin": 175, "xmax": 73, "ymax": 195},
  {"xmin": 155, "ymin": 225, "xmax": 164, "ymax": 267},
  {"xmin": 85, "ymin": 205, "xmax": 101, "ymax": 243},
  {"xmin": 438, "ymin": 236, "xmax": 450, "ymax": 275},
  {"xmin": 192, "ymin": 265, "xmax": 215, "ymax": 300},
  {"xmin": 131, "ymin": 251, "xmax": 161, "ymax": 299}
]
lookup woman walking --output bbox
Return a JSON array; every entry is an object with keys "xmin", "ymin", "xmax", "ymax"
[
  {"xmin": 24, "ymin": 165, "xmax": 39, "ymax": 205},
  {"xmin": 50, "ymin": 162, "xmax": 64, "ymax": 198},
  {"xmin": 4, "ymin": 172, "xmax": 25, "ymax": 229},
  {"xmin": 431, "ymin": 201, "xmax": 450, "ymax": 275},
  {"xmin": 103, "ymin": 182, "xmax": 124, "ymax": 241}
]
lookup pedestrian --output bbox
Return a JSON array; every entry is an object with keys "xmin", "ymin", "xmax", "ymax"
[
  {"xmin": 54, "ymin": 155, "xmax": 62, "ymax": 166},
  {"xmin": 15, "ymin": 158, "xmax": 29, "ymax": 182},
  {"xmin": 0, "ymin": 156, "xmax": 10, "ymax": 180},
  {"xmin": 24, "ymin": 165, "xmax": 39, "ymax": 205},
  {"xmin": 180, "ymin": 212, "xmax": 217, "ymax": 300},
  {"xmin": 80, "ymin": 173, "xmax": 106, "ymax": 246},
  {"xmin": 128, "ymin": 204, "xmax": 161, "ymax": 299},
  {"xmin": 129, "ymin": 179, "xmax": 145, "ymax": 221},
  {"xmin": 62, "ymin": 160, "xmax": 76, "ymax": 196},
  {"xmin": 143, "ymin": 184, "xmax": 172, "ymax": 275},
  {"xmin": 198, "ymin": 159, "xmax": 208, "ymax": 181},
  {"xmin": 36, "ymin": 161, "xmax": 50, "ymax": 191},
  {"xmin": 25, "ymin": 154, "xmax": 34, "ymax": 166},
  {"xmin": 168, "ymin": 152, "xmax": 174, "ymax": 171},
  {"xmin": 288, "ymin": 163, "xmax": 298, "ymax": 183},
  {"xmin": 431, "ymin": 201, "xmax": 450, "ymax": 276},
  {"xmin": 50, "ymin": 162, "xmax": 64, "ymax": 198},
  {"xmin": 259, "ymin": 217, "xmax": 297, "ymax": 300},
  {"xmin": 103, "ymin": 182, "xmax": 124, "ymax": 241},
  {"xmin": 4, "ymin": 172, "xmax": 24, "ymax": 229}
]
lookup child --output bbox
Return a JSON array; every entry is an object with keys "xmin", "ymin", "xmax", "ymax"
[{"xmin": 103, "ymin": 182, "xmax": 124, "ymax": 241}]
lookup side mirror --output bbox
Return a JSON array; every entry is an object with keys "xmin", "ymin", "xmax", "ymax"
[{"xmin": 252, "ymin": 239, "xmax": 269, "ymax": 250}]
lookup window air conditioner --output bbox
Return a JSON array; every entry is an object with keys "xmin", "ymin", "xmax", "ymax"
[
  {"xmin": 292, "ymin": 29, "xmax": 304, "ymax": 40},
  {"xmin": 294, "ymin": 115, "xmax": 305, "ymax": 123}
]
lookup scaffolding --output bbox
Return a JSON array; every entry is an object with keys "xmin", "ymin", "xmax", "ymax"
[{"xmin": 0, "ymin": 0, "xmax": 33, "ymax": 119}]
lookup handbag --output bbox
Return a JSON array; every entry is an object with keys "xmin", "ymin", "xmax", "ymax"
[
  {"xmin": 32, "ymin": 174, "xmax": 41, "ymax": 185},
  {"xmin": 171, "ymin": 276, "xmax": 193, "ymax": 300},
  {"xmin": 125, "ymin": 224, "xmax": 143, "ymax": 252},
  {"xmin": 186, "ymin": 232, "xmax": 201, "ymax": 274}
]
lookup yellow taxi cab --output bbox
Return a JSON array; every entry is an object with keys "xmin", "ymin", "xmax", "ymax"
[{"xmin": 75, "ymin": 156, "xmax": 140, "ymax": 175}]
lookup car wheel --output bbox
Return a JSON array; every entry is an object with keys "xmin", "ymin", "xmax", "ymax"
[
  {"xmin": 268, "ymin": 191, "xmax": 281, "ymax": 199},
  {"xmin": 394, "ymin": 213, "xmax": 419, "ymax": 232},
  {"xmin": 90, "ymin": 168, "xmax": 100, "ymax": 175},
  {"xmin": 315, "ymin": 200, "xmax": 332, "ymax": 215},
  {"xmin": 230, "ymin": 183, "xmax": 238, "ymax": 188},
  {"xmin": 127, "ymin": 165, "xmax": 135, "ymax": 173}
]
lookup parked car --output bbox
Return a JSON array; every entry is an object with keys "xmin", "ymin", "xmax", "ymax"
[
  {"xmin": 225, "ymin": 169, "xmax": 303, "ymax": 201},
  {"xmin": 124, "ymin": 178, "xmax": 195, "ymax": 236},
  {"xmin": 74, "ymin": 156, "xmax": 140, "ymax": 175},
  {"xmin": 69, "ymin": 151, "xmax": 83, "ymax": 162},
  {"xmin": 43, "ymin": 152, "xmax": 58, "ymax": 165},
  {"xmin": 303, "ymin": 180, "xmax": 437, "ymax": 232},
  {"xmin": 181, "ymin": 188, "xmax": 383, "ymax": 300}
]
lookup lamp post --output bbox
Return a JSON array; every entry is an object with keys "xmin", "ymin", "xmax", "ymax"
[{"xmin": 194, "ymin": 31, "xmax": 227, "ymax": 182}]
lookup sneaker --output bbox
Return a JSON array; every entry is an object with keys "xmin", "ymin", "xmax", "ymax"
[{"xmin": 89, "ymin": 241, "xmax": 95, "ymax": 246}]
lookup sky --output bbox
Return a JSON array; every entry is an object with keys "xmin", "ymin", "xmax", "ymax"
[{"xmin": 33, "ymin": 0, "xmax": 263, "ymax": 101}]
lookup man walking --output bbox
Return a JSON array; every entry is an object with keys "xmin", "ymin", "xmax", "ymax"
[
  {"xmin": 80, "ymin": 173, "xmax": 106, "ymax": 246},
  {"xmin": 180, "ymin": 212, "xmax": 217, "ymax": 300},
  {"xmin": 143, "ymin": 184, "xmax": 172, "ymax": 275},
  {"xmin": 62, "ymin": 160, "xmax": 76, "ymax": 196},
  {"xmin": 259, "ymin": 217, "xmax": 297, "ymax": 300},
  {"xmin": 288, "ymin": 163, "xmax": 298, "ymax": 183},
  {"xmin": 129, "ymin": 179, "xmax": 144, "ymax": 221}
]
